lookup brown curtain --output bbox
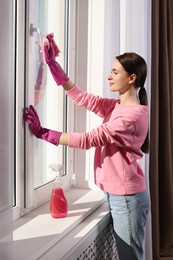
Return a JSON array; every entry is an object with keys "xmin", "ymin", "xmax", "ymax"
[{"xmin": 149, "ymin": 0, "xmax": 173, "ymax": 259}]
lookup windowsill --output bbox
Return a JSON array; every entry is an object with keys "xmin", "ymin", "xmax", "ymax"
[{"xmin": 13, "ymin": 188, "xmax": 107, "ymax": 260}]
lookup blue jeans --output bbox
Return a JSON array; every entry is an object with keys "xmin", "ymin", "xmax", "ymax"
[{"xmin": 106, "ymin": 190, "xmax": 149, "ymax": 260}]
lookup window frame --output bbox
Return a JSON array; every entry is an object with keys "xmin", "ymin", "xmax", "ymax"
[
  {"xmin": 13, "ymin": 0, "xmax": 77, "ymax": 220},
  {"xmin": 13, "ymin": 0, "xmax": 26, "ymax": 220},
  {"xmin": 24, "ymin": 0, "xmax": 73, "ymax": 209}
]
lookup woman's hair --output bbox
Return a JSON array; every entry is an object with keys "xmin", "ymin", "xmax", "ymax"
[{"xmin": 116, "ymin": 52, "xmax": 149, "ymax": 153}]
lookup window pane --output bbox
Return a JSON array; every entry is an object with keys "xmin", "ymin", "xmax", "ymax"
[{"xmin": 26, "ymin": 0, "xmax": 67, "ymax": 189}]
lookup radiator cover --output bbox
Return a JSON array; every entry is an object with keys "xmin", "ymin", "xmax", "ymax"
[{"xmin": 77, "ymin": 222, "xmax": 119, "ymax": 260}]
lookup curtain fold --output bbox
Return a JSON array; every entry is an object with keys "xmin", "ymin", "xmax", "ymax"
[{"xmin": 149, "ymin": 0, "xmax": 173, "ymax": 259}]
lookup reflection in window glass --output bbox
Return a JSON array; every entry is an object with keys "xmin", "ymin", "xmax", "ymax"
[{"xmin": 27, "ymin": 0, "xmax": 68, "ymax": 189}]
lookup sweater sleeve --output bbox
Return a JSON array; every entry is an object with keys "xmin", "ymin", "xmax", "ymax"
[
  {"xmin": 66, "ymin": 85, "xmax": 116, "ymax": 118},
  {"xmin": 68, "ymin": 116, "xmax": 136, "ymax": 150}
]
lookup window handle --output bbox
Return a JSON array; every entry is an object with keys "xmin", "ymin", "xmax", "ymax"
[
  {"xmin": 30, "ymin": 23, "xmax": 42, "ymax": 41},
  {"xmin": 30, "ymin": 23, "xmax": 39, "ymax": 36}
]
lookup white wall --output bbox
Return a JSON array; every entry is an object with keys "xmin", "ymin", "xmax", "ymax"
[{"xmin": 0, "ymin": 0, "xmax": 14, "ymax": 259}]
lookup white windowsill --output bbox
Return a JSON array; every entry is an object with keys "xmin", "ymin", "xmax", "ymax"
[{"xmin": 13, "ymin": 188, "xmax": 108, "ymax": 260}]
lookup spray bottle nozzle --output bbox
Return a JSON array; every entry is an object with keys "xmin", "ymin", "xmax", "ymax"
[
  {"xmin": 49, "ymin": 164, "xmax": 64, "ymax": 182},
  {"xmin": 49, "ymin": 164, "xmax": 64, "ymax": 172}
]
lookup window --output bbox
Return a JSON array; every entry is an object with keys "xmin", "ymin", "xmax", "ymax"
[
  {"xmin": 25, "ymin": 0, "xmax": 70, "ymax": 209},
  {"xmin": 14, "ymin": 0, "xmax": 73, "ymax": 217},
  {"xmin": 26, "ymin": 0, "xmax": 68, "ymax": 189}
]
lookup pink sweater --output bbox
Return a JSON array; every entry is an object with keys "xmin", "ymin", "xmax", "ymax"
[{"xmin": 66, "ymin": 86, "xmax": 148, "ymax": 195}]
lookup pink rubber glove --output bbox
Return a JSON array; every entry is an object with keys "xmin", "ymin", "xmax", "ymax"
[
  {"xmin": 44, "ymin": 33, "xmax": 69, "ymax": 86},
  {"xmin": 23, "ymin": 105, "xmax": 62, "ymax": 146}
]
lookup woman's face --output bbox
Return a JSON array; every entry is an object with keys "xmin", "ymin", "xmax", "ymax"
[{"xmin": 108, "ymin": 59, "xmax": 131, "ymax": 94}]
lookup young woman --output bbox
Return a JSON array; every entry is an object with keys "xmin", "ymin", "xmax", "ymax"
[{"xmin": 24, "ymin": 34, "xmax": 150, "ymax": 260}]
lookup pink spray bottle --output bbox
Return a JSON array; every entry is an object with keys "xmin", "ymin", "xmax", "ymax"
[{"xmin": 49, "ymin": 164, "xmax": 68, "ymax": 218}]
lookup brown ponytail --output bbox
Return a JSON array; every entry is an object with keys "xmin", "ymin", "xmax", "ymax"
[
  {"xmin": 139, "ymin": 87, "xmax": 149, "ymax": 153},
  {"xmin": 116, "ymin": 52, "xmax": 150, "ymax": 154},
  {"xmin": 139, "ymin": 87, "xmax": 148, "ymax": 106},
  {"xmin": 141, "ymin": 131, "xmax": 149, "ymax": 154}
]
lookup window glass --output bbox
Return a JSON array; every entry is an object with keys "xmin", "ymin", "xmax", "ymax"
[{"xmin": 26, "ymin": 0, "xmax": 68, "ymax": 189}]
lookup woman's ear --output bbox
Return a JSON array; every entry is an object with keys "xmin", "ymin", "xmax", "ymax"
[{"xmin": 129, "ymin": 74, "xmax": 137, "ymax": 84}]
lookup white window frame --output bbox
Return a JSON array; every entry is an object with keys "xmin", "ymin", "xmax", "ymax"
[
  {"xmin": 13, "ymin": 0, "xmax": 78, "ymax": 220},
  {"xmin": 24, "ymin": 0, "xmax": 72, "ymax": 209},
  {"xmin": 13, "ymin": 0, "xmax": 26, "ymax": 220}
]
